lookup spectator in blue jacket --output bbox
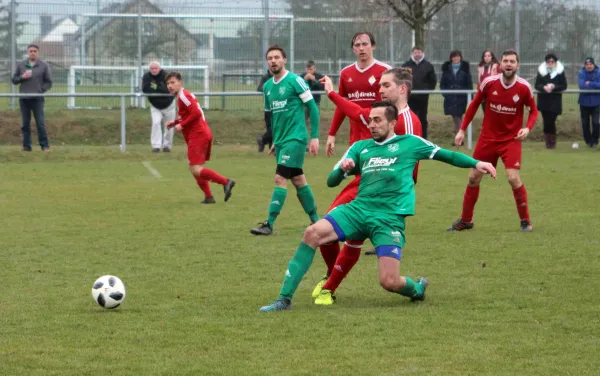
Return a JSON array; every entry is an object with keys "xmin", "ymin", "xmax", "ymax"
[
  {"xmin": 578, "ymin": 57, "xmax": 600, "ymax": 147},
  {"xmin": 441, "ymin": 50, "xmax": 473, "ymax": 145}
]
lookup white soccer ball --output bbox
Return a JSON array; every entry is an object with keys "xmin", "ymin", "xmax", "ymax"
[
  {"xmin": 91, "ymin": 275, "xmax": 126, "ymax": 309},
  {"xmin": 572, "ymin": 142, "xmax": 579, "ymax": 149}
]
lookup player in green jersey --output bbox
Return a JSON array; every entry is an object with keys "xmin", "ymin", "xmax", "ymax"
[
  {"xmin": 259, "ymin": 100, "xmax": 496, "ymax": 311},
  {"xmin": 251, "ymin": 45, "xmax": 321, "ymax": 236}
]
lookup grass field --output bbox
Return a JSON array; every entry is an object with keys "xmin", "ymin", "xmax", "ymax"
[{"xmin": 1, "ymin": 143, "xmax": 599, "ymax": 375}]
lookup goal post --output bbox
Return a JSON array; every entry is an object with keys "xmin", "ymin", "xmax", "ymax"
[{"xmin": 68, "ymin": 65, "xmax": 210, "ymax": 109}]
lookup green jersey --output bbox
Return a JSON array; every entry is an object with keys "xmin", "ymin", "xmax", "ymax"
[
  {"xmin": 263, "ymin": 71, "xmax": 315, "ymax": 145},
  {"xmin": 334, "ymin": 135, "xmax": 440, "ymax": 216}
]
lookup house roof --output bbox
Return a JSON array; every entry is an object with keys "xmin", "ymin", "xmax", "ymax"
[{"xmin": 40, "ymin": 17, "xmax": 79, "ymax": 43}]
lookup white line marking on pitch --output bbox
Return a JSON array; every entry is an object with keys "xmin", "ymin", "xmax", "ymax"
[{"xmin": 142, "ymin": 161, "xmax": 162, "ymax": 179}]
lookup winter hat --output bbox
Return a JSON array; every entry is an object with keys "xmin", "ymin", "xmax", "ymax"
[{"xmin": 584, "ymin": 57, "xmax": 595, "ymax": 65}]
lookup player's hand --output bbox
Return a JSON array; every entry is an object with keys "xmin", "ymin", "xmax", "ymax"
[
  {"xmin": 174, "ymin": 124, "xmax": 183, "ymax": 132},
  {"xmin": 340, "ymin": 158, "xmax": 355, "ymax": 172},
  {"xmin": 309, "ymin": 138, "xmax": 319, "ymax": 156},
  {"xmin": 326, "ymin": 135, "xmax": 336, "ymax": 157},
  {"xmin": 454, "ymin": 130, "xmax": 465, "ymax": 147},
  {"xmin": 319, "ymin": 76, "xmax": 334, "ymax": 94},
  {"xmin": 515, "ymin": 128, "xmax": 530, "ymax": 141},
  {"xmin": 268, "ymin": 144, "xmax": 275, "ymax": 155},
  {"xmin": 475, "ymin": 161, "xmax": 496, "ymax": 179},
  {"xmin": 165, "ymin": 120, "xmax": 176, "ymax": 129}
]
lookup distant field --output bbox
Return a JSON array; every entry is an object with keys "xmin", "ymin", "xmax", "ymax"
[{"xmin": 1, "ymin": 144, "xmax": 599, "ymax": 375}]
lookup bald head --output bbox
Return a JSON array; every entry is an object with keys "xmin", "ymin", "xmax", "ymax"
[{"xmin": 149, "ymin": 61, "xmax": 161, "ymax": 75}]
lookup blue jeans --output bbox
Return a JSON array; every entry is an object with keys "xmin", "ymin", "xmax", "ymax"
[
  {"xmin": 20, "ymin": 97, "xmax": 49, "ymax": 150},
  {"xmin": 580, "ymin": 105, "xmax": 600, "ymax": 146}
]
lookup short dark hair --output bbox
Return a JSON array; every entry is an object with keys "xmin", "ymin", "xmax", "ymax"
[
  {"xmin": 371, "ymin": 100, "xmax": 398, "ymax": 122},
  {"xmin": 545, "ymin": 53, "xmax": 558, "ymax": 63},
  {"xmin": 266, "ymin": 44, "xmax": 287, "ymax": 59},
  {"xmin": 351, "ymin": 31, "xmax": 376, "ymax": 48},
  {"xmin": 165, "ymin": 71, "xmax": 182, "ymax": 81},
  {"xmin": 502, "ymin": 49, "xmax": 520, "ymax": 63},
  {"xmin": 306, "ymin": 60, "xmax": 315, "ymax": 68},
  {"xmin": 412, "ymin": 46, "xmax": 423, "ymax": 52},
  {"xmin": 383, "ymin": 67, "xmax": 413, "ymax": 95},
  {"xmin": 449, "ymin": 50, "xmax": 463, "ymax": 61},
  {"xmin": 27, "ymin": 44, "xmax": 39, "ymax": 50}
]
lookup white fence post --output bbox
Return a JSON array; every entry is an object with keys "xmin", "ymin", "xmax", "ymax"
[
  {"xmin": 467, "ymin": 92, "xmax": 473, "ymax": 150},
  {"xmin": 120, "ymin": 96, "xmax": 126, "ymax": 153}
]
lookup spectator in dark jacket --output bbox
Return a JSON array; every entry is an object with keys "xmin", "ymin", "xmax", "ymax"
[
  {"xmin": 534, "ymin": 53, "xmax": 567, "ymax": 149},
  {"xmin": 440, "ymin": 50, "xmax": 472, "ymax": 142},
  {"xmin": 142, "ymin": 61, "xmax": 175, "ymax": 152},
  {"xmin": 300, "ymin": 60, "xmax": 324, "ymax": 131},
  {"xmin": 11, "ymin": 44, "xmax": 52, "ymax": 151},
  {"xmin": 402, "ymin": 46, "xmax": 437, "ymax": 139},
  {"xmin": 256, "ymin": 70, "xmax": 274, "ymax": 152},
  {"xmin": 578, "ymin": 57, "xmax": 600, "ymax": 147}
]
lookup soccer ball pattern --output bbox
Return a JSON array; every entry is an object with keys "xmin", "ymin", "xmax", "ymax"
[{"xmin": 91, "ymin": 275, "xmax": 126, "ymax": 309}]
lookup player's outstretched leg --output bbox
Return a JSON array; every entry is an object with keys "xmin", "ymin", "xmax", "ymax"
[
  {"xmin": 251, "ymin": 187, "xmax": 287, "ymax": 235},
  {"xmin": 507, "ymin": 169, "xmax": 532, "ymax": 232},
  {"xmin": 296, "ymin": 185, "xmax": 319, "ymax": 224},
  {"xmin": 378, "ymin": 247, "xmax": 427, "ymax": 301},
  {"xmin": 314, "ymin": 240, "xmax": 363, "ymax": 301}
]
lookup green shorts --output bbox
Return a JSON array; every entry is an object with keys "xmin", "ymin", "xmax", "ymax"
[
  {"xmin": 324, "ymin": 203, "xmax": 406, "ymax": 249},
  {"xmin": 275, "ymin": 140, "xmax": 306, "ymax": 169}
]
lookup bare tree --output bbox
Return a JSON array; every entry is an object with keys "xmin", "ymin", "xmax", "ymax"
[{"xmin": 368, "ymin": 0, "xmax": 458, "ymax": 49}]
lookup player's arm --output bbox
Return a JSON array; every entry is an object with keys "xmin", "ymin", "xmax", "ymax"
[
  {"xmin": 327, "ymin": 91, "xmax": 370, "ymax": 124},
  {"xmin": 522, "ymin": 89, "xmax": 539, "ymax": 132},
  {"xmin": 294, "ymin": 77, "xmax": 319, "ymax": 139},
  {"xmin": 459, "ymin": 89, "xmax": 485, "ymax": 132},
  {"xmin": 327, "ymin": 143, "xmax": 360, "ymax": 187},
  {"xmin": 328, "ymin": 74, "xmax": 348, "ymax": 137}
]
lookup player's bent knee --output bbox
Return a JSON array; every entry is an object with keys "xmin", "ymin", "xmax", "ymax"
[
  {"xmin": 189, "ymin": 165, "xmax": 204, "ymax": 176},
  {"xmin": 273, "ymin": 174, "xmax": 288, "ymax": 187},
  {"xmin": 379, "ymin": 274, "xmax": 400, "ymax": 292}
]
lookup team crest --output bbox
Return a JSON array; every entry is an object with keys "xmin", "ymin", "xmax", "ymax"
[
  {"xmin": 513, "ymin": 94, "xmax": 520, "ymax": 103},
  {"xmin": 388, "ymin": 143, "xmax": 399, "ymax": 152},
  {"xmin": 279, "ymin": 87, "xmax": 286, "ymax": 95},
  {"xmin": 368, "ymin": 75, "xmax": 376, "ymax": 85}
]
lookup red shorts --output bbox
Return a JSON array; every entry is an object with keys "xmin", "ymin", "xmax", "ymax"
[
  {"xmin": 473, "ymin": 139, "xmax": 522, "ymax": 169},
  {"xmin": 187, "ymin": 137, "xmax": 212, "ymax": 165},
  {"xmin": 326, "ymin": 175, "xmax": 360, "ymax": 213}
]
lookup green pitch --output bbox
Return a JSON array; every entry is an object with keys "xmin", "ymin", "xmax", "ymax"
[{"xmin": 1, "ymin": 144, "xmax": 599, "ymax": 375}]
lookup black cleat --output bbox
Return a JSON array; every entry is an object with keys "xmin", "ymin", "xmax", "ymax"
[
  {"xmin": 257, "ymin": 135, "xmax": 265, "ymax": 152},
  {"xmin": 201, "ymin": 197, "xmax": 216, "ymax": 204},
  {"xmin": 520, "ymin": 219, "xmax": 533, "ymax": 232},
  {"xmin": 364, "ymin": 249, "xmax": 377, "ymax": 256},
  {"xmin": 223, "ymin": 179, "xmax": 235, "ymax": 202},
  {"xmin": 447, "ymin": 218, "xmax": 474, "ymax": 231},
  {"xmin": 251, "ymin": 221, "xmax": 272, "ymax": 235}
]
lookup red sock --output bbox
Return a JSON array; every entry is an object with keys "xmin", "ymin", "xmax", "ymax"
[
  {"xmin": 461, "ymin": 185, "xmax": 480, "ymax": 222},
  {"xmin": 323, "ymin": 240, "xmax": 363, "ymax": 293},
  {"xmin": 194, "ymin": 176, "xmax": 213, "ymax": 198},
  {"xmin": 512, "ymin": 184, "xmax": 530, "ymax": 221},
  {"xmin": 199, "ymin": 168, "xmax": 228, "ymax": 185},
  {"xmin": 319, "ymin": 242, "xmax": 340, "ymax": 276}
]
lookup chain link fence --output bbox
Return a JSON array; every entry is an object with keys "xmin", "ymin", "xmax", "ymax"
[{"xmin": 1, "ymin": 0, "xmax": 600, "ymax": 110}]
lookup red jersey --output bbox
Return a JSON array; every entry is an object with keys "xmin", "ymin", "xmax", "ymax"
[
  {"xmin": 327, "ymin": 91, "xmax": 422, "ymax": 182},
  {"xmin": 329, "ymin": 60, "xmax": 391, "ymax": 144},
  {"xmin": 461, "ymin": 74, "xmax": 538, "ymax": 142},
  {"xmin": 176, "ymin": 89, "xmax": 211, "ymax": 142}
]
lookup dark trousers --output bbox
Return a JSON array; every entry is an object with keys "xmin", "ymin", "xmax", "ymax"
[
  {"xmin": 261, "ymin": 110, "xmax": 273, "ymax": 148},
  {"xmin": 542, "ymin": 111, "xmax": 559, "ymax": 135},
  {"xmin": 407, "ymin": 97, "xmax": 429, "ymax": 139},
  {"xmin": 20, "ymin": 97, "xmax": 49, "ymax": 150},
  {"xmin": 580, "ymin": 105, "xmax": 600, "ymax": 146}
]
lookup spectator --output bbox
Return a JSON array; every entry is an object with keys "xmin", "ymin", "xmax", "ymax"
[
  {"xmin": 402, "ymin": 46, "xmax": 437, "ymax": 139},
  {"xmin": 142, "ymin": 61, "xmax": 175, "ymax": 152},
  {"xmin": 256, "ymin": 70, "xmax": 274, "ymax": 152},
  {"xmin": 578, "ymin": 57, "xmax": 600, "ymax": 148},
  {"xmin": 300, "ymin": 60, "xmax": 325, "ymax": 129},
  {"xmin": 11, "ymin": 44, "xmax": 52, "ymax": 152},
  {"xmin": 440, "ymin": 50, "xmax": 472, "ymax": 144},
  {"xmin": 477, "ymin": 49, "xmax": 499, "ymax": 113},
  {"xmin": 534, "ymin": 53, "xmax": 567, "ymax": 149}
]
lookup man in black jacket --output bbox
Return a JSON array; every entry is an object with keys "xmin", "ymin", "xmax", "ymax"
[
  {"xmin": 256, "ymin": 70, "xmax": 274, "ymax": 152},
  {"xmin": 402, "ymin": 47, "xmax": 437, "ymax": 140},
  {"xmin": 143, "ymin": 61, "xmax": 176, "ymax": 152}
]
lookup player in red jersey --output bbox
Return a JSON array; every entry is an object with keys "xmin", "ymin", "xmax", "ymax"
[
  {"xmin": 448, "ymin": 49, "xmax": 538, "ymax": 232},
  {"xmin": 318, "ymin": 32, "xmax": 391, "ymax": 277},
  {"xmin": 165, "ymin": 72, "xmax": 235, "ymax": 203},
  {"xmin": 312, "ymin": 68, "xmax": 422, "ymax": 301}
]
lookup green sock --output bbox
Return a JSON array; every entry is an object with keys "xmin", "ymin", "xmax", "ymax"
[
  {"xmin": 279, "ymin": 242, "xmax": 316, "ymax": 300},
  {"xmin": 398, "ymin": 277, "xmax": 423, "ymax": 298},
  {"xmin": 296, "ymin": 185, "xmax": 319, "ymax": 223},
  {"xmin": 267, "ymin": 187, "xmax": 287, "ymax": 228}
]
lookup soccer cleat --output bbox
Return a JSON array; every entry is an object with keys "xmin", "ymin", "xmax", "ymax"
[
  {"xmin": 311, "ymin": 276, "xmax": 328, "ymax": 299},
  {"xmin": 447, "ymin": 218, "xmax": 474, "ymax": 231},
  {"xmin": 250, "ymin": 221, "xmax": 272, "ymax": 235},
  {"xmin": 364, "ymin": 249, "xmax": 377, "ymax": 256},
  {"xmin": 256, "ymin": 135, "xmax": 265, "ymax": 152},
  {"xmin": 259, "ymin": 298, "xmax": 291, "ymax": 312},
  {"xmin": 314, "ymin": 289, "xmax": 336, "ymax": 305},
  {"xmin": 520, "ymin": 219, "xmax": 533, "ymax": 232},
  {"xmin": 411, "ymin": 277, "xmax": 429, "ymax": 302},
  {"xmin": 201, "ymin": 197, "xmax": 216, "ymax": 204},
  {"xmin": 223, "ymin": 179, "xmax": 236, "ymax": 202}
]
